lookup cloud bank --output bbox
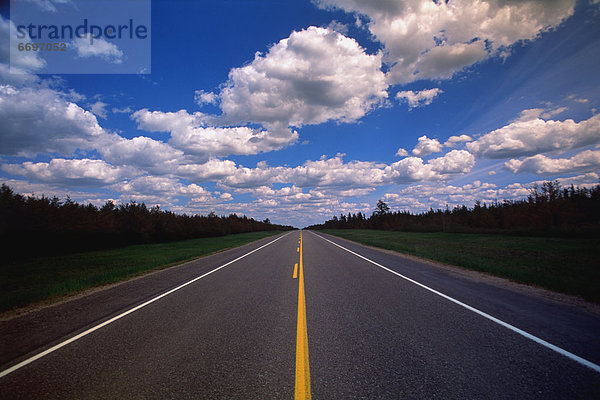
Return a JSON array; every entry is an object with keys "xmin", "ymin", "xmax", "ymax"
[{"xmin": 315, "ymin": 0, "xmax": 575, "ymax": 83}]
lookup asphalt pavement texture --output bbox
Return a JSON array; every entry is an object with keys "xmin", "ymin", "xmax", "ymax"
[{"xmin": 1, "ymin": 230, "xmax": 599, "ymax": 399}]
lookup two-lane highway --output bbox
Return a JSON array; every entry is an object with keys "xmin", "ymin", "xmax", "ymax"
[{"xmin": 1, "ymin": 230, "xmax": 599, "ymax": 399}]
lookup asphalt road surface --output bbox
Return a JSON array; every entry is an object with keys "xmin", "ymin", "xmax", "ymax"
[{"xmin": 1, "ymin": 230, "xmax": 599, "ymax": 399}]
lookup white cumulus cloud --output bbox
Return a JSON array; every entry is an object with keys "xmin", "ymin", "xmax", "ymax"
[
  {"xmin": 385, "ymin": 150, "xmax": 475, "ymax": 183},
  {"xmin": 219, "ymin": 26, "xmax": 388, "ymax": 127},
  {"xmin": 132, "ymin": 108, "xmax": 298, "ymax": 160},
  {"xmin": 395, "ymin": 148, "xmax": 409, "ymax": 157},
  {"xmin": 100, "ymin": 135, "xmax": 184, "ymax": 171},
  {"xmin": 505, "ymin": 150, "xmax": 600, "ymax": 175},
  {"xmin": 466, "ymin": 113, "xmax": 600, "ymax": 159},
  {"xmin": 412, "ymin": 135, "xmax": 444, "ymax": 156},
  {"xmin": 194, "ymin": 90, "xmax": 218, "ymax": 106},
  {"xmin": 444, "ymin": 134, "xmax": 472, "ymax": 147},
  {"xmin": 114, "ymin": 176, "xmax": 210, "ymax": 196},
  {"xmin": 90, "ymin": 101, "xmax": 108, "ymax": 119},
  {"xmin": 396, "ymin": 88, "xmax": 443, "ymax": 109},
  {"xmin": 289, "ymin": 157, "xmax": 387, "ymax": 188},
  {"xmin": 1, "ymin": 16, "xmax": 45, "ymax": 71},
  {"xmin": 219, "ymin": 149, "xmax": 476, "ymax": 190},
  {"xmin": 315, "ymin": 0, "xmax": 576, "ymax": 84},
  {"xmin": 71, "ymin": 34, "xmax": 124, "ymax": 64},
  {"xmin": 176, "ymin": 158, "xmax": 239, "ymax": 182},
  {"xmin": 0, "ymin": 84, "xmax": 109, "ymax": 156},
  {"xmin": 1, "ymin": 158, "xmax": 135, "ymax": 186}
]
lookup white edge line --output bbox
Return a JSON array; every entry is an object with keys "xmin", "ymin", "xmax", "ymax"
[
  {"xmin": 0, "ymin": 231, "xmax": 293, "ymax": 379},
  {"xmin": 310, "ymin": 231, "xmax": 600, "ymax": 374}
]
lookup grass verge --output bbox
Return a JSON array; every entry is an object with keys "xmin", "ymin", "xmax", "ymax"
[
  {"xmin": 318, "ymin": 229, "xmax": 600, "ymax": 303},
  {"xmin": 0, "ymin": 231, "xmax": 283, "ymax": 313}
]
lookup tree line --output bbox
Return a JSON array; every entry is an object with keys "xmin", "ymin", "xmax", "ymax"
[
  {"xmin": 1, "ymin": 184, "xmax": 294, "ymax": 259},
  {"xmin": 307, "ymin": 181, "xmax": 600, "ymax": 236}
]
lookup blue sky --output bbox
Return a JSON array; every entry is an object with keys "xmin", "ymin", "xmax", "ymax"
[{"xmin": 1, "ymin": 0, "xmax": 599, "ymax": 227}]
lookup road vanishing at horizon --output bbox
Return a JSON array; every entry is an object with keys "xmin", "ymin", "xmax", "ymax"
[{"xmin": 1, "ymin": 231, "xmax": 599, "ymax": 399}]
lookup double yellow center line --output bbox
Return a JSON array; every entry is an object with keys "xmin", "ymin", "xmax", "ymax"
[{"xmin": 294, "ymin": 232, "xmax": 311, "ymax": 400}]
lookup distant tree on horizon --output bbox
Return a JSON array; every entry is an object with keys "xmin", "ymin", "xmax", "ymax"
[
  {"xmin": 375, "ymin": 199, "xmax": 390, "ymax": 216},
  {"xmin": 306, "ymin": 181, "xmax": 600, "ymax": 236},
  {"xmin": 0, "ymin": 183, "xmax": 295, "ymax": 260}
]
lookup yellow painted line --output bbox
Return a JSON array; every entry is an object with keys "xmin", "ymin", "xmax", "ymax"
[
  {"xmin": 295, "ymin": 232, "xmax": 311, "ymax": 400},
  {"xmin": 293, "ymin": 263, "xmax": 298, "ymax": 279}
]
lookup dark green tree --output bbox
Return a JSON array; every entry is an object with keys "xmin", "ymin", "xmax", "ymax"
[{"xmin": 375, "ymin": 199, "xmax": 390, "ymax": 216}]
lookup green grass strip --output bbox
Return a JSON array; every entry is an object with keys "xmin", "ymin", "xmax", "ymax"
[
  {"xmin": 0, "ymin": 231, "xmax": 282, "ymax": 313},
  {"xmin": 319, "ymin": 229, "xmax": 600, "ymax": 304}
]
